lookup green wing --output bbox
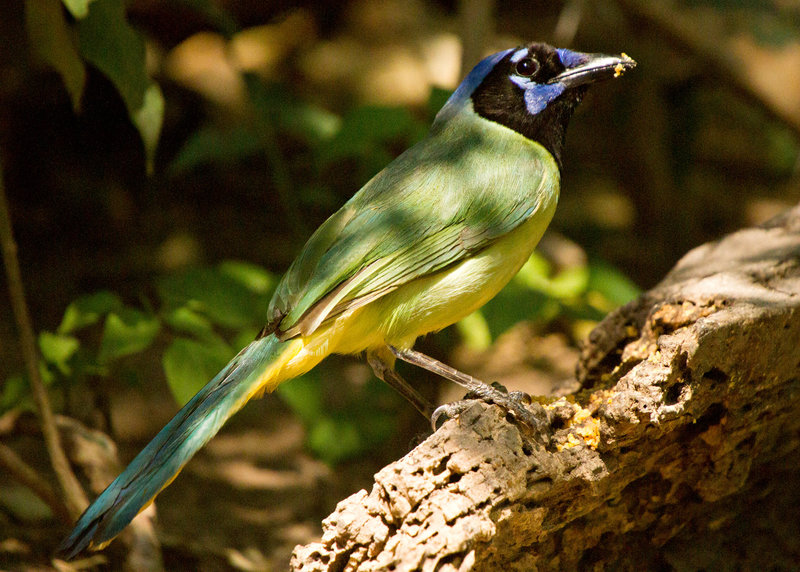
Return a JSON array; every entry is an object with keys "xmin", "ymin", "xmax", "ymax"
[{"xmin": 268, "ymin": 116, "xmax": 558, "ymax": 338}]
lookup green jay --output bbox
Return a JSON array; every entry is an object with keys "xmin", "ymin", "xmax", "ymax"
[{"xmin": 59, "ymin": 42, "xmax": 634, "ymax": 557}]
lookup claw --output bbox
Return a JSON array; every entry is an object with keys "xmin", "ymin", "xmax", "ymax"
[
  {"xmin": 508, "ymin": 390, "xmax": 532, "ymax": 405},
  {"xmin": 389, "ymin": 346, "xmax": 544, "ymax": 431},
  {"xmin": 431, "ymin": 401, "xmax": 474, "ymax": 430},
  {"xmin": 430, "ymin": 390, "xmax": 542, "ymax": 431}
]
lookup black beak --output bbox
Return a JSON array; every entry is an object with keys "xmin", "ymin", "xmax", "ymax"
[{"xmin": 549, "ymin": 53, "xmax": 636, "ymax": 88}]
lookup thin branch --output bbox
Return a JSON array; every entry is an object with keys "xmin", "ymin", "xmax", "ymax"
[
  {"xmin": 0, "ymin": 441, "xmax": 72, "ymax": 523},
  {"xmin": 0, "ymin": 157, "xmax": 88, "ymax": 519}
]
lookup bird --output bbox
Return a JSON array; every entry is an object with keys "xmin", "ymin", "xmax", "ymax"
[{"xmin": 59, "ymin": 42, "xmax": 635, "ymax": 557}]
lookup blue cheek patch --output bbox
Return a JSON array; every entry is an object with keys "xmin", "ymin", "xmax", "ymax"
[
  {"xmin": 556, "ymin": 48, "xmax": 589, "ymax": 69},
  {"xmin": 510, "ymin": 76, "xmax": 566, "ymax": 115},
  {"xmin": 524, "ymin": 84, "xmax": 566, "ymax": 114}
]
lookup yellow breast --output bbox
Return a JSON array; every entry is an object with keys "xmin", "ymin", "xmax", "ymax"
[{"xmin": 301, "ymin": 186, "xmax": 559, "ymax": 360}]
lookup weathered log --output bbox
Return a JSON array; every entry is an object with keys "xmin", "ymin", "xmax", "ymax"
[{"xmin": 292, "ymin": 205, "xmax": 800, "ymax": 571}]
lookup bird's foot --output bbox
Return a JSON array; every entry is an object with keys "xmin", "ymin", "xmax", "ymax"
[
  {"xmin": 430, "ymin": 381, "xmax": 541, "ymax": 431},
  {"xmin": 431, "ymin": 401, "xmax": 473, "ymax": 430},
  {"xmin": 386, "ymin": 346, "xmax": 545, "ymax": 431}
]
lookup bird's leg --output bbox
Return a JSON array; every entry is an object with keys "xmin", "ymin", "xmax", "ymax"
[
  {"xmin": 389, "ymin": 346, "xmax": 541, "ymax": 429},
  {"xmin": 367, "ymin": 348, "xmax": 436, "ymax": 419}
]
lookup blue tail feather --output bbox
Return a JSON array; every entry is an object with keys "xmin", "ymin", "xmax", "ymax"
[{"xmin": 58, "ymin": 335, "xmax": 286, "ymax": 558}]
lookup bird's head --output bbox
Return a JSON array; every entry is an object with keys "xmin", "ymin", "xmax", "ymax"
[{"xmin": 437, "ymin": 43, "xmax": 636, "ymax": 166}]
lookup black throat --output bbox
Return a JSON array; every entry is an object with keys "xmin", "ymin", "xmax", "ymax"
[{"xmin": 470, "ymin": 53, "xmax": 587, "ymax": 170}]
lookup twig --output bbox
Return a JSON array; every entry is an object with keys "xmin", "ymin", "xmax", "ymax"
[
  {"xmin": 0, "ymin": 441, "xmax": 72, "ymax": 523},
  {"xmin": 0, "ymin": 157, "xmax": 88, "ymax": 519}
]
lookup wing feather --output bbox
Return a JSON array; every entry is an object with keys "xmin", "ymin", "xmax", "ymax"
[{"xmin": 268, "ymin": 115, "xmax": 554, "ymax": 338}]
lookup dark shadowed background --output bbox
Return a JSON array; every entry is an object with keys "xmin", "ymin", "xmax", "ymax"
[{"xmin": 1, "ymin": 0, "xmax": 798, "ymax": 569}]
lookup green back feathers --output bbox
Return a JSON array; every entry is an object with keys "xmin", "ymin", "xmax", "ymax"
[{"xmin": 268, "ymin": 109, "xmax": 560, "ymax": 338}]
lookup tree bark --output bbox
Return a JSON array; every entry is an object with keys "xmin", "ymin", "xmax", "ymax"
[{"xmin": 291, "ymin": 205, "xmax": 800, "ymax": 571}]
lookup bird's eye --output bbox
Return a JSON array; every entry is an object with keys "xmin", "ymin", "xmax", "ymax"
[{"xmin": 515, "ymin": 57, "xmax": 539, "ymax": 77}]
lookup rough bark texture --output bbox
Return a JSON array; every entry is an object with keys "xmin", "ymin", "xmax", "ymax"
[{"xmin": 291, "ymin": 206, "xmax": 800, "ymax": 571}]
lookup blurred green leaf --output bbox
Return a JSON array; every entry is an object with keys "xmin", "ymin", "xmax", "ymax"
[
  {"xmin": 1, "ymin": 375, "xmax": 29, "ymax": 412},
  {"xmin": 163, "ymin": 306, "xmax": 229, "ymax": 348},
  {"xmin": 58, "ymin": 290, "xmax": 123, "ymax": 334},
  {"xmin": 39, "ymin": 360, "xmax": 56, "ymax": 386},
  {"xmin": 338, "ymin": 106, "xmax": 419, "ymax": 142},
  {"xmin": 278, "ymin": 374, "xmax": 396, "ymax": 464},
  {"xmin": 456, "ymin": 311, "xmax": 492, "ymax": 351},
  {"xmin": 514, "ymin": 253, "xmax": 552, "ymax": 291},
  {"xmin": 548, "ymin": 265, "xmax": 590, "ymax": 299},
  {"xmin": 243, "ymin": 75, "xmax": 307, "ymax": 239},
  {"xmin": 457, "ymin": 252, "xmax": 639, "ymax": 346},
  {"xmin": 25, "ymin": 0, "xmax": 87, "ymax": 110},
  {"xmin": 354, "ymin": 408, "xmax": 395, "ymax": 450},
  {"xmin": 98, "ymin": 308, "xmax": 160, "ymax": 363},
  {"xmin": 427, "ymin": 87, "xmax": 453, "ymax": 120},
  {"xmin": 232, "ymin": 327, "xmax": 261, "ymax": 351},
  {"xmin": 38, "ymin": 332, "xmax": 80, "ymax": 375},
  {"xmin": 219, "ymin": 260, "xmax": 276, "ymax": 294},
  {"xmin": 275, "ymin": 373, "xmax": 323, "ymax": 424},
  {"xmin": 245, "ymin": 79, "xmax": 341, "ymax": 145},
  {"xmin": 353, "ymin": 379, "xmax": 396, "ymax": 447},
  {"xmin": 169, "ymin": 125, "xmax": 263, "ymax": 177},
  {"xmin": 163, "ymin": 337, "xmax": 234, "ymax": 405},
  {"xmin": 297, "ymin": 185, "xmax": 339, "ymax": 210},
  {"xmin": 77, "ymin": 0, "xmax": 162, "ymax": 166},
  {"xmin": 750, "ymin": 14, "xmax": 798, "ymax": 46},
  {"xmin": 133, "ymin": 83, "xmax": 165, "ymax": 175},
  {"xmin": 319, "ymin": 106, "xmax": 425, "ymax": 177},
  {"xmin": 279, "ymin": 101, "xmax": 341, "ymax": 144},
  {"xmin": 157, "ymin": 265, "xmax": 270, "ymax": 329},
  {"xmin": 1, "ymin": 484, "xmax": 54, "ymax": 521},
  {"xmin": 515, "ymin": 253, "xmax": 589, "ymax": 299},
  {"xmin": 307, "ymin": 415, "xmax": 361, "ymax": 465},
  {"xmin": 174, "ymin": 0, "xmax": 239, "ymax": 38},
  {"xmin": 61, "ymin": 0, "xmax": 96, "ymax": 18},
  {"xmin": 306, "ymin": 406, "xmax": 396, "ymax": 465},
  {"xmin": 763, "ymin": 124, "xmax": 800, "ymax": 174},
  {"xmin": 681, "ymin": 0, "xmax": 800, "ymax": 46},
  {"xmin": 475, "ymin": 281, "xmax": 558, "ymax": 340},
  {"xmin": 77, "ymin": 0, "xmax": 148, "ymax": 112},
  {"xmin": 587, "ymin": 261, "xmax": 641, "ymax": 309}
]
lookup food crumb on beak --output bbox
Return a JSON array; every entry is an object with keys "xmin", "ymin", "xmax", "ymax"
[{"xmin": 614, "ymin": 53, "xmax": 633, "ymax": 78}]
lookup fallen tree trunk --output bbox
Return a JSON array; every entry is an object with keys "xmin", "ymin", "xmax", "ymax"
[{"xmin": 292, "ymin": 206, "xmax": 800, "ymax": 571}]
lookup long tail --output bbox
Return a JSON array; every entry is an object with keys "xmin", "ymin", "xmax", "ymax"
[{"xmin": 58, "ymin": 334, "xmax": 303, "ymax": 559}]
